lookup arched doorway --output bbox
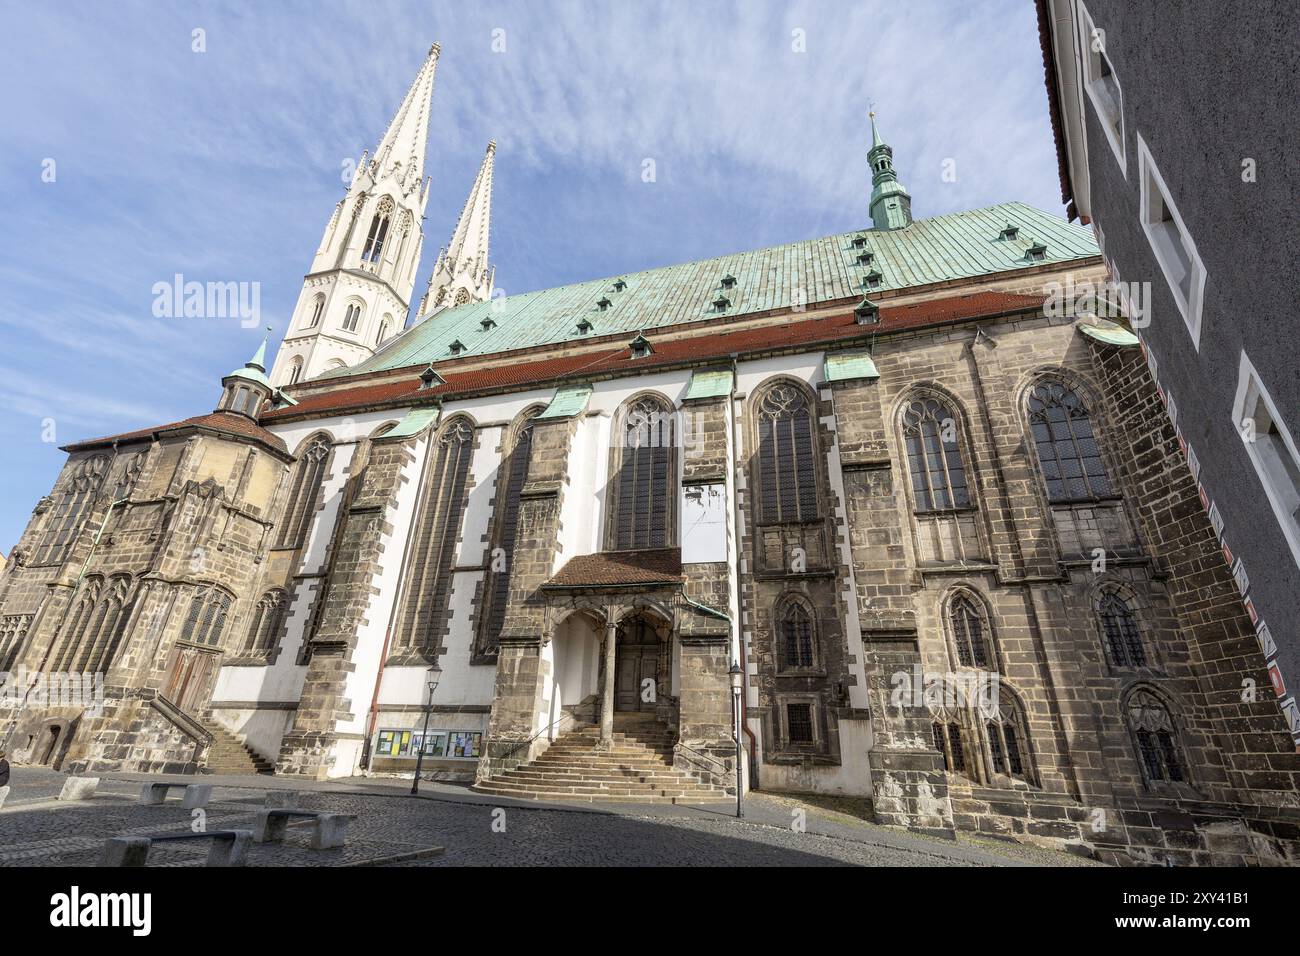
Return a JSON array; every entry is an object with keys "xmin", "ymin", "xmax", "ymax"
[{"xmin": 615, "ymin": 615, "xmax": 665, "ymax": 713}]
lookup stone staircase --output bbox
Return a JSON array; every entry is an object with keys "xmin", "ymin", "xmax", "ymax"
[
  {"xmin": 202, "ymin": 723, "xmax": 274, "ymax": 775},
  {"xmin": 473, "ymin": 714, "xmax": 732, "ymax": 805}
]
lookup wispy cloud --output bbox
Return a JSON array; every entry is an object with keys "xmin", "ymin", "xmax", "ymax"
[{"xmin": 0, "ymin": 0, "xmax": 1061, "ymax": 547}]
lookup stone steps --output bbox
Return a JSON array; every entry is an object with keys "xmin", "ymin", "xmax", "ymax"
[
  {"xmin": 202, "ymin": 723, "xmax": 274, "ymax": 775},
  {"xmin": 472, "ymin": 717, "xmax": 729, "ymax": 805}
]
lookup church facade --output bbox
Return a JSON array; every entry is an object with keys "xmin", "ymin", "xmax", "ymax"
[{"xmin": 2, "ymin": 45, "xmax": 1298, "ymax": 866}]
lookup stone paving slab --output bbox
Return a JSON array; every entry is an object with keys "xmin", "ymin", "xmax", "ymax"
[{"xmin": 0, "ymin": 767, "xmax": 1098, "ymax": 867}]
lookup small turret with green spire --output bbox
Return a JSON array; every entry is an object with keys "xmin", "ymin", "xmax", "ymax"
[
  {"xmin": 218, "ymin": 328, "xmax": 276, "ymax": 419},
  {"xmin": 867, "ymin": 111, "xmax": 913, "ymax": 231}
]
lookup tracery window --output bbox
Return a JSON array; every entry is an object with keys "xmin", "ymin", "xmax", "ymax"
[
  {"xmin": 178, "ymin": 586, "xmax": 234, "ymax": 648},
  {"xmin": 306, "ymin": 294, "xmax": 325, "ymax": 329},
  {"xmin": 1028, "ymin": 381, "xmax": 1114, "ymax": 502},
  {"xmin": 607, "ymin": 396, "xmax": 675, "ymax": 550},
  {"xmin": 395, "ymin": 417, "xmax": 475, "ymax": 656},
  {"xmin": 74, "ymin": 576, "xmax": 132, "ymax": 673},
  {"xmin": 949, "ymin": 592, "xmax": 993, "ymax": 670},
  {"xmin": 755, "ymin": 384, "xmax": 819, "ymax": 524},
  {"xmin": 276, "ymin": 435, "xmax": 331, "ymax": 549},
  {"xmin": 1126, "ymin": 688, "xmax": 1187, "ymax": 786},
  {"xmin": 34, "ymin": 455, "xmax": 108, "ymax": 566},
  {"xmin": 1099, "ymin": 591, "xmax": 1147, "ymax": 667},
  {"xmin": 0, "ymin": 614, "xmax": 33, "ymax": 672},
  {"xmin": 902, "ymin": 397, "xmax": 971, "ymax": 512},
  {"xmin": 243, "ymin": 589, "xmax": 288, "ymax": 656},
  {"xmin": 985, "ymin": 688, "xmax": 1034, "ymax": 785},
  {"xmin": 778, "ymin": 599, "xmax": 815, "ymax": 669},
  {"xmin": 478, "ymin": 413, "xmax": 537, "ymax": 657}
]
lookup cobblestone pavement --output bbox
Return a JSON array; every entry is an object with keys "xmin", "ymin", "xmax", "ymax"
[{"xmin": 0, "ymin": 768, "xmax": 1100, "ymax": 867}]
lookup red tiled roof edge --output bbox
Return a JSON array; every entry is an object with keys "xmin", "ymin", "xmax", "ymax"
[
  {"xmin": 544, "ymin": 549, "xmax": 684, "ymax": 588},
  {"xmin": 263, "ymin": 291, "xmax": 1051, "ymax": 424},
  {"xmin": 64, "ymin": 411, "xmax": 290, "ymax": 455}
]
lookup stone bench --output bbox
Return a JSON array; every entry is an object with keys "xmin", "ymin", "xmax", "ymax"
[
  {"xmin": 102, "ymin": 830, "xmax": 253, "ymax": 867},
  {"xmin": 138, "ymin": 782, "xmax": 213, "ymax": 809},
  {"xmin": 252, "ymin": 808, "xmax": 356, "ymax": 849},
  {"xmin": 58, "ymin": 776, "xmax": 99, "ymax": 801}
]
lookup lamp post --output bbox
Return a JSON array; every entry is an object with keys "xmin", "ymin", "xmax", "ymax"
[
  {"xmin": 729, "ymin": 661, "xmax": 744, "ymax": 819},
  {"xmin": 411, "ymin": 665, "xmax": 441, "ymax": 795}
]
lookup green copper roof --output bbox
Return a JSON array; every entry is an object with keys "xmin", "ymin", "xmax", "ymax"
[
  {"xmin": 382, "ymin": 407, "xmax": 440, "ymax": 439},
  {"xmin": 824, "ymin": 349, "xmax": 880, "ymax": 382},
  {"xmin": 225, "ymin": 336, "xmax": 272, "ymax": 389},
  {"xmin": 331, "ymin": 202, "xmax": 1097, "ymax": 378},
  {"xmin": 1077, "ymin": 319, "xmax": 1140, "ymax": 347},
  {"xmin": 536, "ymin": 383, "xmax": 593, "ymax": 420},
  {"xmin": 683, "ymin": 367, "xmax": 734, "ymax": 400}
]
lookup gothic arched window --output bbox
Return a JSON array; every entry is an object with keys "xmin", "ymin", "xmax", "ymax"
[
  {"xmin": 902, "ymin": 397, "xmax": 971, "ymax": 512},
  {"xmin": 948, "ymin": 592, "xmax": 993, "ymax": 670},
  {"xmin": 1027, "ymin": 381, "xmax": 1114, "ymax": 503},
  {"xmin": 985, "ymin": 688, "xmax": 1034, "ymax": 785},
  {"xmin": 1125, "ymin": 688, "xmax": 1187, "ymax": 787},
  {"xmin": 285, "ymin": 358, "xmax": 303, "ymax": 386},
  {"xmin": 276, "ymin": 435, "xmax": 331, "ymax": 550},
  {"xmin": 377, "ymin": 315, "xmax": 392, "ymax": 344},
  {"xmin": 361, "ymin": 196, "xmax": 393, "ymax": 265},
  {"xmin": 778, "ymin": 599, "xmax": 816, "ymax": 669},
  {"xmin": 1099, "ymin": 591, "xmax": 1147, "ymax": 667},
  {"xmin": 35, "ymin": 455, "xmax": 108, "ymax": 566},
  {"xmin": 244, "ymin": 590, "xmax": 288, "ymax": 656},
  {"xmin": 477, "ymin": 412, "xmax": 537, "ymax": 658},
  {"xmin": 179, "ymin": 586, "xmax": 234, "ymax": 648},
  {"xmin": 50, "ymin": 576, "xmax": 102, "ymax": 672},
  {"xmin": 395, "ymin": 417, "xmax": 476, "ymax": 657},
  {"xmin": 607, "ymin": 396, "xmax": 676, "ymax": 550},
  {"xmin": 755, "ymin": 383, "xmax": 820, "ymax": 524}
]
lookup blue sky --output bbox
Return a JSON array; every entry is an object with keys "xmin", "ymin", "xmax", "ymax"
[{"xmin": 0, "ymin": 0, "xmax": 1063, "ymax": 549}]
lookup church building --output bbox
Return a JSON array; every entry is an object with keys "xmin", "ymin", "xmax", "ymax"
[{"xmin": 2, "ymin": 44, "xmax": 1297, "ymax": 865}]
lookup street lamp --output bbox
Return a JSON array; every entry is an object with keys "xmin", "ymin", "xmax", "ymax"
[
  {"xmin": 729, "ymin": 661, "xmax": 744, "ymax": 819},
  {"xmin": 411, "ymin": 664, "xmax": 441, "ymax": 795}
]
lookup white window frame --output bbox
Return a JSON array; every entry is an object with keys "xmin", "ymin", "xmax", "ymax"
[
  {"xmin": 1232, "ymin": 350, "xmax": 1300, "ymax": 569},
  {"xmin": 1137, "ymin": 133, "xmax": 1207, "ymax": 349},
  {"xmin": 1077, "ymin": 1, "xmax": 1126, "ymax": 175}
]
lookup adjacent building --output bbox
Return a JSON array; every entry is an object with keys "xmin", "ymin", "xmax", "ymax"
[{"xmin": 1037, "ymin": 0, "xmax": 1300, "ymax": 749}]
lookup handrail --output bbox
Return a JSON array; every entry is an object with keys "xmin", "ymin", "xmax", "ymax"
[
  {"xmin": 673, "ymin": 741, "xmax": 729, "ymax": 776},
  {"xmin": 495, "ymin": 711, "xmax": 585, "ymax": 763},
  {"xmin": 149, "ymin": 695, "xmax": 214, "ymax": 746}
]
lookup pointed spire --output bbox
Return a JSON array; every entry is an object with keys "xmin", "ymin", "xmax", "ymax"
[
  {"xmin": 869, "ymin": 110, "xmax": 885, "ymax": 150},
  {"xmin": 417, "ymin": 140, "xmax": 497, "ymax": 318},
  {"xmin": 866, "ymin": 110, "xmax": 913, "ymax": 231},
  {"xmin": 372, "ymin": 43, "xmax": 441, "ymax": 186},
  {"xmin": 247, "ymin": 333, "xmax": 269, "ymax": 373},
  {"xmin": 445, "ymin": 140, "xmax": 494, "ymax": 277}
]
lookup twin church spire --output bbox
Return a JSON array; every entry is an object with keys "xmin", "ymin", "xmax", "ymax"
[{"xmin": 270, "ymin": 44, "xmax": 495, "ymax": 386}]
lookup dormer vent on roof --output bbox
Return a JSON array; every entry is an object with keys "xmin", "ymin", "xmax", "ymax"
[
  {"xmin": 856, "ymin": 250, "xmax": 875, "ymax": 266},
  {"xmin": 629, "ymin": 332, "xmax": 654, "ymax": 358},
  {"xmin": 418, "ymin": 364, "xmax": 445, "ymax": 389},
  {"xmin": 448, "ymin": 339, "xmax": 466, "ymax": 354},
  {"xmin": 720, "ymin": 273, "xmax": 737, "ymax": 289},
  {"xmin": 712, "ymin": 293, "xmax": 732, "ymax": 313},
  {"xmin": 1000, "ymin": 222, "xmax": 1020, "ymax": 240},
  {"xmin": 854, "ymin": 296, "xmax": 880, "ymax": 325},
  {"xmin": 480, "ymin": 317, "xmax": 497, "ymax": 330},
  {"xmin": 1025, "ymin": 239, "xmax": 1048, "ymax": 261},
  {"xmin": 851, "ymin": 233, "xmax": 869, "ymax": 248},
  {"xmin": 576, "ymin": 318, "xmax": 594, "ymax": 334},
  {"xmin": 596, "ymin": 296, "xmax": 613, "ymax": 311},
  {"xmin": 612, "ymin": 278, "xmax": 628, "ymax": 292},
  {"xmin": 862, "ymin": 268, "xmax": 883, "ymax": 290}
]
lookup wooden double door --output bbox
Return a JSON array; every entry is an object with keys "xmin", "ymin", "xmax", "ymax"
[
  {"xmin": 161, "ymin": 644, "xmax": 220, "ymax": 714},
  {"xmin": 614, "ymin": 618, "xmax": 662, "ymax": 712}
]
